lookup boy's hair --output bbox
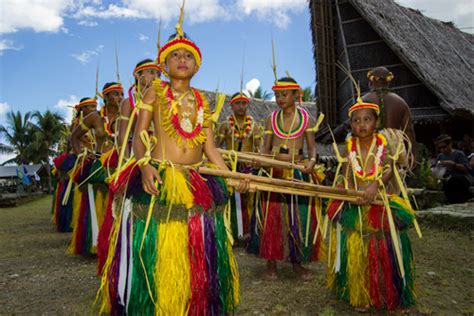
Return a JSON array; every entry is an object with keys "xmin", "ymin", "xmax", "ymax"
[
  {"xmin": 277, "ymin": 77, "xmax": 297, "ymax": 84},
  {"xmin": 167, "ymin": 32, "xmax": 190, "ymax": 41},
  {"xmin": 231, "ymin": 92, "xmax": 242, "ymax": 99},
  {"xmin": 435, "ymin": 134, "xmax": 452, "ymax": 145}
]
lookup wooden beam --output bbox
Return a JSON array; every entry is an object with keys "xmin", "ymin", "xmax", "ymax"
[
  {"xmin": 341, "ymin": 17, "xmax": 364, "ymax": 24},
  {"xmin": 336, "ymin": 0, "xmax": 355, "ymax": 105},
  {"xmin": 347, "ymin": 39, "xmax": 385, "ymax": 49},
  {"xmin": 351, "ymin": 63, "xmax": 404, "ymax": 73}
]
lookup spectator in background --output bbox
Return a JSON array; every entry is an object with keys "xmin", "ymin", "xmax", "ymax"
[
  {"xmin": 433, "ymin": 134, "xmax": 473, "ymax": 204},
  {"xmin": 457, "ymin": 133, "xmax": 473, "ymax": 156}
]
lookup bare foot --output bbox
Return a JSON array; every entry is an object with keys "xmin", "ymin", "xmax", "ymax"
[
  {"xmin": 354, "ymin": 306, "xmax": 369, "ymax": 313},
  {"xmin": 292, "ymin": 263, "xmax": 314, "ymax": 281},
  {"xmin": 264, "ymin": 260, "xmax": 278, "ymax": 281}
]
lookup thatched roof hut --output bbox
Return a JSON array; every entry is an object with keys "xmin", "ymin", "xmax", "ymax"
[{"xmin": 309, "ymin": 0, "xmax": 474, "ymax": 144}]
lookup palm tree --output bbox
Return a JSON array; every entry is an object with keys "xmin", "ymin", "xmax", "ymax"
[
  {"xmin": 249, "ymin": 87, "xmax": 273, "ymax": 101},
  {"xmin": 0, "ymin": 111, "xmax": 34, "ymax": 165},
  {"xmin": 301, "ymin": 87, "xmax": 314, "ymax": 102},
  {"xmin": 31, "ymin": 110, "xmax": 65, "ymax": 193}
]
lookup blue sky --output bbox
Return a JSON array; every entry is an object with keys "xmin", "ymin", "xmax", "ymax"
[
  {"xmin": 0, "ymin": 0, "xmax": 472, "ymax": 164},
  {"xmin": 0, "ymin": 0, "xmax": 316, "ymax": 125}
]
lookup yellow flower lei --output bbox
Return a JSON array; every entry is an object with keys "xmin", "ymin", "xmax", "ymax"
[{"xmin": 152, "ymin": 79, "xmax": 210, "ymax": 148}]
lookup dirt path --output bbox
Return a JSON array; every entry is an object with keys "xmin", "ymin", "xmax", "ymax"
[{"xmin": 0, "ymin": 196, "xmax": 473, "ymax": 314}]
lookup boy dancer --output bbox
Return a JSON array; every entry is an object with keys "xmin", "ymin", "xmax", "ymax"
[
  {"xmin": 96, "ymin": 6, "xmax": 247, "ymax": 314},
  {"xmin": 218, "ymin": 92, "xmax": 262, "ymax": 240}
]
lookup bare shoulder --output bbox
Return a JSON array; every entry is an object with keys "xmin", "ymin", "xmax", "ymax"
[
  {"xmin": 385, "ymin": 92, "xmax": 410, "ymax": 110},
  {"xmin": 142, "ymin": 85, "xmax": 156, "ymax": 105}
]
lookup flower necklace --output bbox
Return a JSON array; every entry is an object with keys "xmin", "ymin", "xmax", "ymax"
[
  {"xmin": 100, "ymin": 106, "xmax": 117, "ymax": 137},
  {"xmin": 155, "ymin": 80, "xmax": 209, "ymax": 147},
  {"xmin": 271, "ymin": 106, "xmax": 308, "ymax": 139},
  {"xmin": 228, "ymin": 115, "xmax": 253, "ymax": 141},
  {"xmin": 347, "ymin": 132, "xmax": 387, "ymax": 180}
]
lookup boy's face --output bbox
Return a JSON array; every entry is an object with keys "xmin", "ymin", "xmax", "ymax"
[
  {"xmin": 275, "ymin": 90, "xmax": 297, "ymax": 110},
  {"xmin": 350, "ymin": 108, "xmax": 377, "ymax": 139},
  {"xmin": 436, "ymin": 141, "xmax": 452, "ymax": 155},
  {"xmin": 231, "ymin": 100, "xmax": 248, "ymax": 116},
  {"xmin": 163, "ymin": 48, "xmax": 198, "ymax": 80},
  {"xmin": 104, "ymin": 90, "xmax": 124, "ymax": 108},
  {"xmin": 83, "ymin": 103, "xmax": 97, "ymax": 115},
  {"xmin": 136, "ymin": 68, "xmax": 160, "ymax": 87}
]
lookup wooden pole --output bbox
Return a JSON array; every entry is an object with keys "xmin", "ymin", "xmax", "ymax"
[
  {"xmin": 199, "ymin": 167, "xmax": 383, "ymax": 205},
  {"xmin": 218, "ymin": 148, "xmax": 305, "ymax": 171}
]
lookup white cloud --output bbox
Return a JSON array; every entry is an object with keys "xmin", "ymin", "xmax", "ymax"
[
  {"xmin": 0, "ymin": 0, "xmax": 72, "ymax": 34},
  {"xmin": 0, "ymin": 39, "xmax": 23, "ymax": 55},
  {"xmin": 55, "ymin": 95, "xmax": 79, "ymax": 123},
  {"xmin": 234, "ymin": 0, "xmax": 307, "ymax": 29},
  {"xmin": 78, "ymin": 20, "xmax": 98, "ymax": 27},
  {"xmin": 71, "ymin": 44, "xmax": 104, "ymax": 64},
  {"xmin": 396, "ymin": 0, "xmax": 474, "ymax": 32},
  {"xmin": 245, "ymin": 78, "xmax": 260, "ymax": 94},
  {"xmin": 138, "ymin": 33, "xmax": 149, "ymax": 42},
  {"xmin": 73, "ymin": 0, "xmax": 228, "ymax": 24},
  {"xmin": 0, "ymin": 102, "xmax": 11, "ymax": 122}
]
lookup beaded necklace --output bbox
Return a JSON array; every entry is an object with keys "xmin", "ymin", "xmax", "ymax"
[{"xmin": 271, "ymin": 106, "xmax": 308, "ymax": 140}]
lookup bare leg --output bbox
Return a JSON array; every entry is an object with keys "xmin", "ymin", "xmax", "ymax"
[
  {"xmin": 264, "ymin": 260, "xmax": 278, "ymax": 280},
  {"xmin": 292, "ymin": 262, "xmax": 313, "ymax": 281}
]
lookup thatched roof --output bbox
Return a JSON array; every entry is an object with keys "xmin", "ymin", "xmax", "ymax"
[
  {"xmin": 350, "ymin": 0, "xmax": 474, "ymax": 118},
  {"xmin": 310, "ymin": 0, "xmax": 474, "ymax": 120}
]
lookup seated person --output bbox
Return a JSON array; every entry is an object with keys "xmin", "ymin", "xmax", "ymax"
[{"xmin": 433, "ymin": 134, "xmax": 473, "ymax": 203}]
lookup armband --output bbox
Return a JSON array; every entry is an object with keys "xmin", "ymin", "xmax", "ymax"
[
  {"xmin": 137, "ymin": 102, "xmax": 153, "ymax": 112},
  {"xmin": 119, "ymin": 115, "xmax": 130, "ymax": 121},
  {"xmin": 79, "ymin": 121, "xmax": 90, "ymax": 132},
  {"xmin": 264, "ymin": 130, "xmax": 273, "ymax": 135}
]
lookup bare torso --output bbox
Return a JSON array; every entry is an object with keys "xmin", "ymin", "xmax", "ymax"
[{"xmin": 151, "ymin": 89, "xmax": 204, "ymax": 165}]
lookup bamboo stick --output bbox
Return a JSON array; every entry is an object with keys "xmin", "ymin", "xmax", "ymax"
[
  {"xmin": 218, "ymin": 148, "xmax": 305, "ymax": 171},
  {"xmin": 225, "ymin": 179, "xmax": 382, "ymax": 205},
  {"xmin": 200, "ymin": 167, "xmax": 383, "ymax": 205}
]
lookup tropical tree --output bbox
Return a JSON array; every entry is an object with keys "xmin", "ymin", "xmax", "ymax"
[
  {"xmin": 301, "ymin": 87, "xmax": 314, "ymax": 102},
  {"xmin": 249, "ymin": 87, "xmax": 273, "ymax": 101},
  {"xmin": 0, "ymin": 111, "xmax": 34, "ymax": 165},
  {"xmin": 30, "ymin": 110, "xmax": 65, "ymax": 193}
]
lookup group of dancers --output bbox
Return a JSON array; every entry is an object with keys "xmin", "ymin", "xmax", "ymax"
[{"xmin": 50, "ymin": 3, "xmax": 420, "ymax": 314}]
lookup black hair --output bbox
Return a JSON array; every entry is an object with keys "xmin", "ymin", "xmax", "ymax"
[
  {"xmin": 435, "ymin": 134, "xmax": 452, "ymax": 145},
  {"xmin": 135, "ymin": 58, "xmax": 154, "ymax": 69},
  {"xmin": 231, "ymin": 92, "xmax": 242, "ymax": 99},
  {"xmin": 167, "ymin": 32, "xmax": 190, "ymax": 41},
  {"xmin": 77, "ymin": 97, "xmax": 93, "ymax": 113},
  {"xmin": 277, "ymin": 77, "xmax": 297, "ymax": 84}
]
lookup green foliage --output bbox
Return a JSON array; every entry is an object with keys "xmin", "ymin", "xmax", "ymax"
[
  {"xmin": 248, "ymin": 87, "xmax": 272, "ymax": 100},
  {"xmin": 0, "ymin": 110, "xmax": 65, "ymax": 166},
  {"xmin": 301, "ymin": 86, "xmax": 314, "ymax": 102},
  {"xmin": 407, "ymin": 143, "xmax": 441, "ymax": 190}
]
